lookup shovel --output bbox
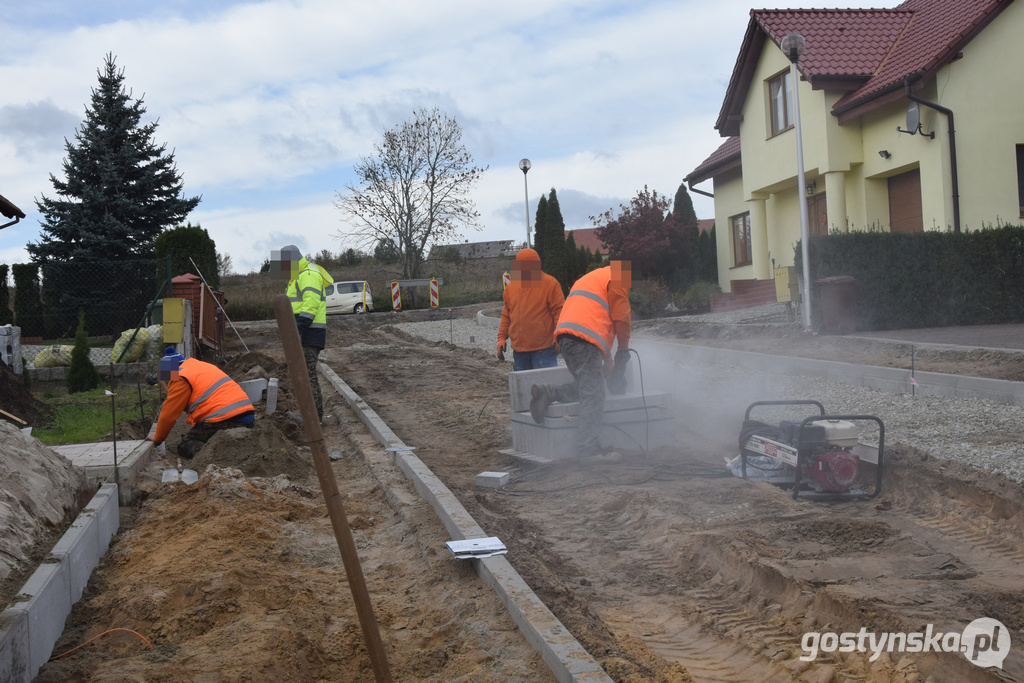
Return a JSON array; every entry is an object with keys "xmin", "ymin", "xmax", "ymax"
[{"xmin": 162, "ymin": 458, "xmax": 198, "ymax": 485}]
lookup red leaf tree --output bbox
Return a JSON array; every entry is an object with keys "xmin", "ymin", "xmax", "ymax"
[{"xmin": 592, "ymin": 186, "xmax": 672, "ymax": 279}]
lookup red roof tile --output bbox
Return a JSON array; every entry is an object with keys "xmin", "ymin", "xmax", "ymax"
[{"xmin": 685, "ymin": 137, "xmax": 741, "ymax": 186}]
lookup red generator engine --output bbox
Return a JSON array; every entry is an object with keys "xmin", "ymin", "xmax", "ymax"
[{"xmin": 737, "ymin": 400, "xmax": 884, "ymax": 500}]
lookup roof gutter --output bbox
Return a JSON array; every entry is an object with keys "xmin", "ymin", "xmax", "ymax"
[{"xmin": 903, "ymin": 79, "xmax": 961, "ymax": 234}]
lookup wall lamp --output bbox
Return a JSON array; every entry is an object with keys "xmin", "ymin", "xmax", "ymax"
[
  {"xmin": 806, "ymin": 180, "xmax": 816, "ymax": 196},
  {"xmin": 879, "ymin": 150, "xmax": 892, "ymax": 159}
]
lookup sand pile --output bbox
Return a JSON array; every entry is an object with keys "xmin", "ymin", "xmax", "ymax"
[{"xmin": 0, "ymin": 421, "xmax": 93, "ymax": 590}]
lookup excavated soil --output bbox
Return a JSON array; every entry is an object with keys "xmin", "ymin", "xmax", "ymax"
[{"xmin": 20, "ymin": 310, "xmax": 1024, "ymax": 681}]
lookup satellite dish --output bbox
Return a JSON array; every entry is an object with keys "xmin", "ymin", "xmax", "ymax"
[{"xmin": 906, "ymin": 102, "xmax": 921, "ymax": 133}]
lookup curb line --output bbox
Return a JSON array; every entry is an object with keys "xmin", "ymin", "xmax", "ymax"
[{"xmin": 319, "ymin": 364, "xmax": 612, "ymax": 683}]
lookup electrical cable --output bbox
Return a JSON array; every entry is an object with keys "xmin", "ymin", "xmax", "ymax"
[{"xmin": 48, "ymin": 628, "xmax": 153, "ymax": 661}]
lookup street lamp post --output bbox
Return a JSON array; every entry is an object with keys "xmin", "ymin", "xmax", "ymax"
[
  {"xmin": 782, "ymin": 33, "xmax": 813, "ymax": 330},
  {"xmin": 519, "ymin": 158, "xmax": 532, "ymax": 248}
]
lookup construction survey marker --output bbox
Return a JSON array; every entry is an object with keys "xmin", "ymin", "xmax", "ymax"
[{"xmin": 389, "ymin": 278, "xmax": 444, "ymax": 311}]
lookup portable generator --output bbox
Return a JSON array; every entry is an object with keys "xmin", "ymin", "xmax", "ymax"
[{"xmin": 736, "ymin": 400, "xmax": 884, "ymax": 500}]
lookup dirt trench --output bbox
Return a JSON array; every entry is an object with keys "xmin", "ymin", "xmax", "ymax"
[{"xmin": 31, "ymin": 315, "xmax": 1024, "ymax": 682}]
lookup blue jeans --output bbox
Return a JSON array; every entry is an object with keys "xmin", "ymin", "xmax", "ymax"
[{"xmin": 513, "ymin": 346, "xmax": 558, "ymax": 371}]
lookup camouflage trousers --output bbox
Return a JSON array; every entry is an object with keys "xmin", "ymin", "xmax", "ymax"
[
  {"xmin": 551, "ymin": 335, "xmax": 605, "ymax": 457},
  {"xmin": 178, "ymin": 417, "xmax": 254, "ymax": 459},
  {"xmin": 304, "ymin": 346, "xmax": 323, "ymax": 422}
]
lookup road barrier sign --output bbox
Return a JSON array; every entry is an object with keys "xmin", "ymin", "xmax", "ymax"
[
  {"xmin": 503, "ymin": 271, "xmax": 510, "ymax": 290},
  {"xmin": 391, "ymin": 281, "xmax": 401, "ymax": 311},
  {"xmin": 430, "ymin": 279, "xmax": 439, "ymax": 308}
]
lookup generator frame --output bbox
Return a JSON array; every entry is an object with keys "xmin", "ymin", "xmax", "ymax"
[{"xmin": 741, "ymin": 400, "xmax": 885, "ymax": 501}]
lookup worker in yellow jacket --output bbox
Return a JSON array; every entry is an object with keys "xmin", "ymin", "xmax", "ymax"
[
  {"xmin": 530, "ymin": 261, "xmax": 632, "ymax": 460},
  {"xmin": 273, "ymin": 245, "xmax": 333, "ymax": 422},
  {"xmin": 497, "ymin": 248, "xmax": 565, "ymax": 370},
  {"xmin": 147, "ymin": 353, "xmax": 255, "ymax": 459}
]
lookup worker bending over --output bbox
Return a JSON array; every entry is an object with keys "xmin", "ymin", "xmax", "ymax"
[
  {"xmin": 529, "ymin": 261, "xmax": 632, "ymax": 460},
  {"xmin": 497, "ymin": 248, "xmax": 565, "ymax": 370},
  {"xmin": 147, "ymin": 350, "xmax": 255, "ymax": 459}
]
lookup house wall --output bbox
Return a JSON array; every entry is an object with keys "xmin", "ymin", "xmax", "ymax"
[
  {"xmin": 712, "ymin": 167, "xmax": 749, "ymax": 292},
  {"xmin": 938, "ymin": 0, "xmax": 1024, "ymax": 229}
]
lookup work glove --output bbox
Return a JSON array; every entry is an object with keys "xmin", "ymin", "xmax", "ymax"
[
  {"xmin": 606, "ymin": 349, "xmax": 631, "ymax": 395},
  {"xmin": 497, "ymin": 340, "xmax": 506, "ymax": 361}
]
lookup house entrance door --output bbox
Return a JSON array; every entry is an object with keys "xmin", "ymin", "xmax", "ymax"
[
  {"xmin": 807, "ymin": 193, "xmax": 828, "ymax": 236},
  {"xmin": 888, "ymin": 169, "xmax": 923, "ymax": 232}
]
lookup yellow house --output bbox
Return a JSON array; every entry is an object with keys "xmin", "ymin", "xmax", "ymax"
[{"xmin": 685, "ymin": 0, "xmax": 1024, "ymax": 298}]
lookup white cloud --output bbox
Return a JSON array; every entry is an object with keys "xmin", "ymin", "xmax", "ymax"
[{"xmin": 0, "ymin": 0, "xmax": 894, "ymax": 273}]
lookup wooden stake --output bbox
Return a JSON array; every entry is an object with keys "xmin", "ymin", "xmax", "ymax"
[
  {"xmin": 272, "ymin": 295, "xmax": 393, "ymax": 682},
  {"xmin": 0, "ymin": 408, "xmax": 27, "ymax": 425}
]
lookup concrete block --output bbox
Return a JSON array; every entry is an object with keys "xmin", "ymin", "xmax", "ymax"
[
  {"xmin": 0, "ymin": 608, "xmax": 30, "ymax": 683},
  {"xmin": 511, "ymin": 405, "xmax": 675, "ymax": 460},
  {"xmin": 475, "ymin": 471, "xmax": 510, "ymax": 488},
  {"xmin": 238, "ymin": 378, "xmax": 268, "ymax": 403},
  {"xmin": 19, "ymin": 559, "xmax": 72, "ymax": 675},
  {"xmin": 91, "ymin": 484, "xmax": 120, "ymax": 554},
  {"xmin": 508, "ymin": 366, "xmax": 574, "ymax": 412},
  {"xmin": 49, "ymin": 511, "xmax": 99, "ymax": 604}
]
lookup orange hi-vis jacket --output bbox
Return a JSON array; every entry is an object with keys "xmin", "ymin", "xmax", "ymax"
[
  {"xmin": 554, "ymin": 266, "xmax": 632, "ymax": 357},
  {"xmin": 498, "ymin": 271, "xmax": 565, "ymax": 353},
  {"xmin": 152, "ymin": 358, "xmax": 254, "ymax": 444}
]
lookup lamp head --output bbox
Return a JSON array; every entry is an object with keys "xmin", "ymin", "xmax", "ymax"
[
  {"xmin": 781, "ymin": 33, "xmax": 806, "ymax": 62},
  {"xmin": 519, "ymin": 158, "xmax": 532, "ymax": 174}
]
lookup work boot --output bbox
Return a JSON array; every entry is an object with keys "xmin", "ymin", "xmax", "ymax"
[{"xmin": 530, "ymin": 384, "xmax": 553, "ymax": 424}]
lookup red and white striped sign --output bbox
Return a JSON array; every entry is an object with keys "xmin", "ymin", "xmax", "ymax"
[
  {"xmin": 502, "ymin": 271, "xmax": 511, "ymax": 289},
  {"xmin": 391, "ymin": 281, "xmax": 401, "ymax": 310},
  {"xmin": 430, "ymin": 278, "xmax": 439, "ymax": 308}
]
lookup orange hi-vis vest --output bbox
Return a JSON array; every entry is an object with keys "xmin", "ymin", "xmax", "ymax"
[
  {"xmin": 178, "ymin": 358, "xmax": 254, "ymax": 426},
  {"xmin": 555, "ymin": 267, "xmax": 617, "ymax": 356}
]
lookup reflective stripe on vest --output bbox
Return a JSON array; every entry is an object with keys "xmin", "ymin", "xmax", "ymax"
[
  {"xmin": 555, "ymin": 268, "xmax": 615, "ymax": 356},
  {"xmin": 187, "ymin": 376, "xmax": 230, "ymax": 414}
]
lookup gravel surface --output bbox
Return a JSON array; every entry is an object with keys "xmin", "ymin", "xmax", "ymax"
[{"xmin": 390, "ymin": 304, "xmax": 1024, "ymax": 484}]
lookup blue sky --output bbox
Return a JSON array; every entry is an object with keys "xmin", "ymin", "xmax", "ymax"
[{"xmin": 0, "ymin": 0, "xmax": 891, "ymax": 274}]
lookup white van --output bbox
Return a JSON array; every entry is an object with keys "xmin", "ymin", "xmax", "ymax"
[{"xmin": 325, "ymin": 281, "xmax": 374, "ymax": 314}]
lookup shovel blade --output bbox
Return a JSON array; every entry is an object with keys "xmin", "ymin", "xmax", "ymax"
[
  {"xmin": 161, "ymin": 469, "xmax": 181, "ymax": 483},
  {"xmin": 180, "ymin": 469, "xmax": 199, "ymax": 485}
]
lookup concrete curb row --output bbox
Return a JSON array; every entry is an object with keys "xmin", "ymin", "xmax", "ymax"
[
  {"xmin": 632, "ymin": 338, "xmax": 1024, "ymax": 406},
  {"xmin": 0, "ymin": 483, "xmax": 120, "ymax": 682},
  {"xmin": 319, "ymin": 364, "xmax": 613, "ymax": 683}
]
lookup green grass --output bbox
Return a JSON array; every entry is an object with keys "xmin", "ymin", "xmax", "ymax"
[{"xmin": 32, "ymin": 383, "xmax": 163, "ymax": 445}]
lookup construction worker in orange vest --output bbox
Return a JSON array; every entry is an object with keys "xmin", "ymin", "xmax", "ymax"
[
  {"xmin": 529, "ymin": 260, "xmax": 632, "ymax": 460},
  {"xmin": 497, "ymin": 248, "xmax": 565, "ymax": 370},
  {"xmin": 146, "ymin": 350, "xmax": 255, "ymax": 459}
]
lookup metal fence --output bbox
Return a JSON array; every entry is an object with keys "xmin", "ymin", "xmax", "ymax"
[{"xmin": 13, "ymin": 258, "xmax": 160, "ymax": 340}]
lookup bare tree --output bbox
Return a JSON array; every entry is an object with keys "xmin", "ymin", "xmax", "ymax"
[{"xmin": 334, "ymin": 107, "xmax": 486, "ymax": 279}]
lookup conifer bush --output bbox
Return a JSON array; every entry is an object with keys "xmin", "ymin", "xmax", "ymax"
[{"xmin": 67, "ymin": 311, "xmax": 100, "ymax": 393}]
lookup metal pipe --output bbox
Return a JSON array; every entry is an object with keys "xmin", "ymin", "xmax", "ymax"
[
  {"xmin": 904, "ymin": 81, "xmax": 960, "ymax": 233},
  {"xmin": 272, "ymin": 294, "xmax": 393, "ymax": 683}
]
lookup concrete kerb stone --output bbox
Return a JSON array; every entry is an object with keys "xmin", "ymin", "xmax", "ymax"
[
  {"xmin": 0, "ymin": 608, "xmax": 30, "ymax": 683},
  {"xmin": 475, "ymin": 307, "xmax": 502, "ymax": 329},
  {"xmin": 318, "ymin": 364, "xmax": 613, "ymax": 683},
  {"xmin": 0, "ymin": 483, "xmax": 120, "ymax": 682},
  {"xmin": 631, "ymin": 338, "xmax": 1024, "ymax": 407}
]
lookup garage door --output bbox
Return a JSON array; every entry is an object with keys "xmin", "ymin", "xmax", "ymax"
[{"xmin": 888, "ymin": 169, "xmax": 923, "ymax": 233}]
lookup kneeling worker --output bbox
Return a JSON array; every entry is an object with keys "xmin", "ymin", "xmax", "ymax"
[{"xmin": 147, "ymin": 349, "xmax": 255, "ymax": 459}]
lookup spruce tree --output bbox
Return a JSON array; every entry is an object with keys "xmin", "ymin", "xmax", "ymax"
[
  {"xmin": 545, "ymin": 189, "xmax": 569, "ymax": 291},
  {"xmin": 66, "ymin": 311, "xmax": 100, "ymax": 393},
  {"xmin": 29, "ymin": 53, "xmax": 200, "ymax": 262},
  {"xmin": 533, "ymin": 194, "xmax": 549, "ymax": 261}
]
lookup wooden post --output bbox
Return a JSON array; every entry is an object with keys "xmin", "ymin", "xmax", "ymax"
[{"xmin": 272, "ymin": 295, "xmax": 393, "ymax": 682}]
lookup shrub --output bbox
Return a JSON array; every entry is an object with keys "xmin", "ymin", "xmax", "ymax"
[
  {"xmin": 67, "ymin": 311, "xmax": 100, "ymax": 393},
  {"xmin": 628, "ymin": 279, "xmax": 670, "ymax": 320},
  {"xmin": 676, "ymin": 281, "xmax": 721, "ymax": 310}
]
